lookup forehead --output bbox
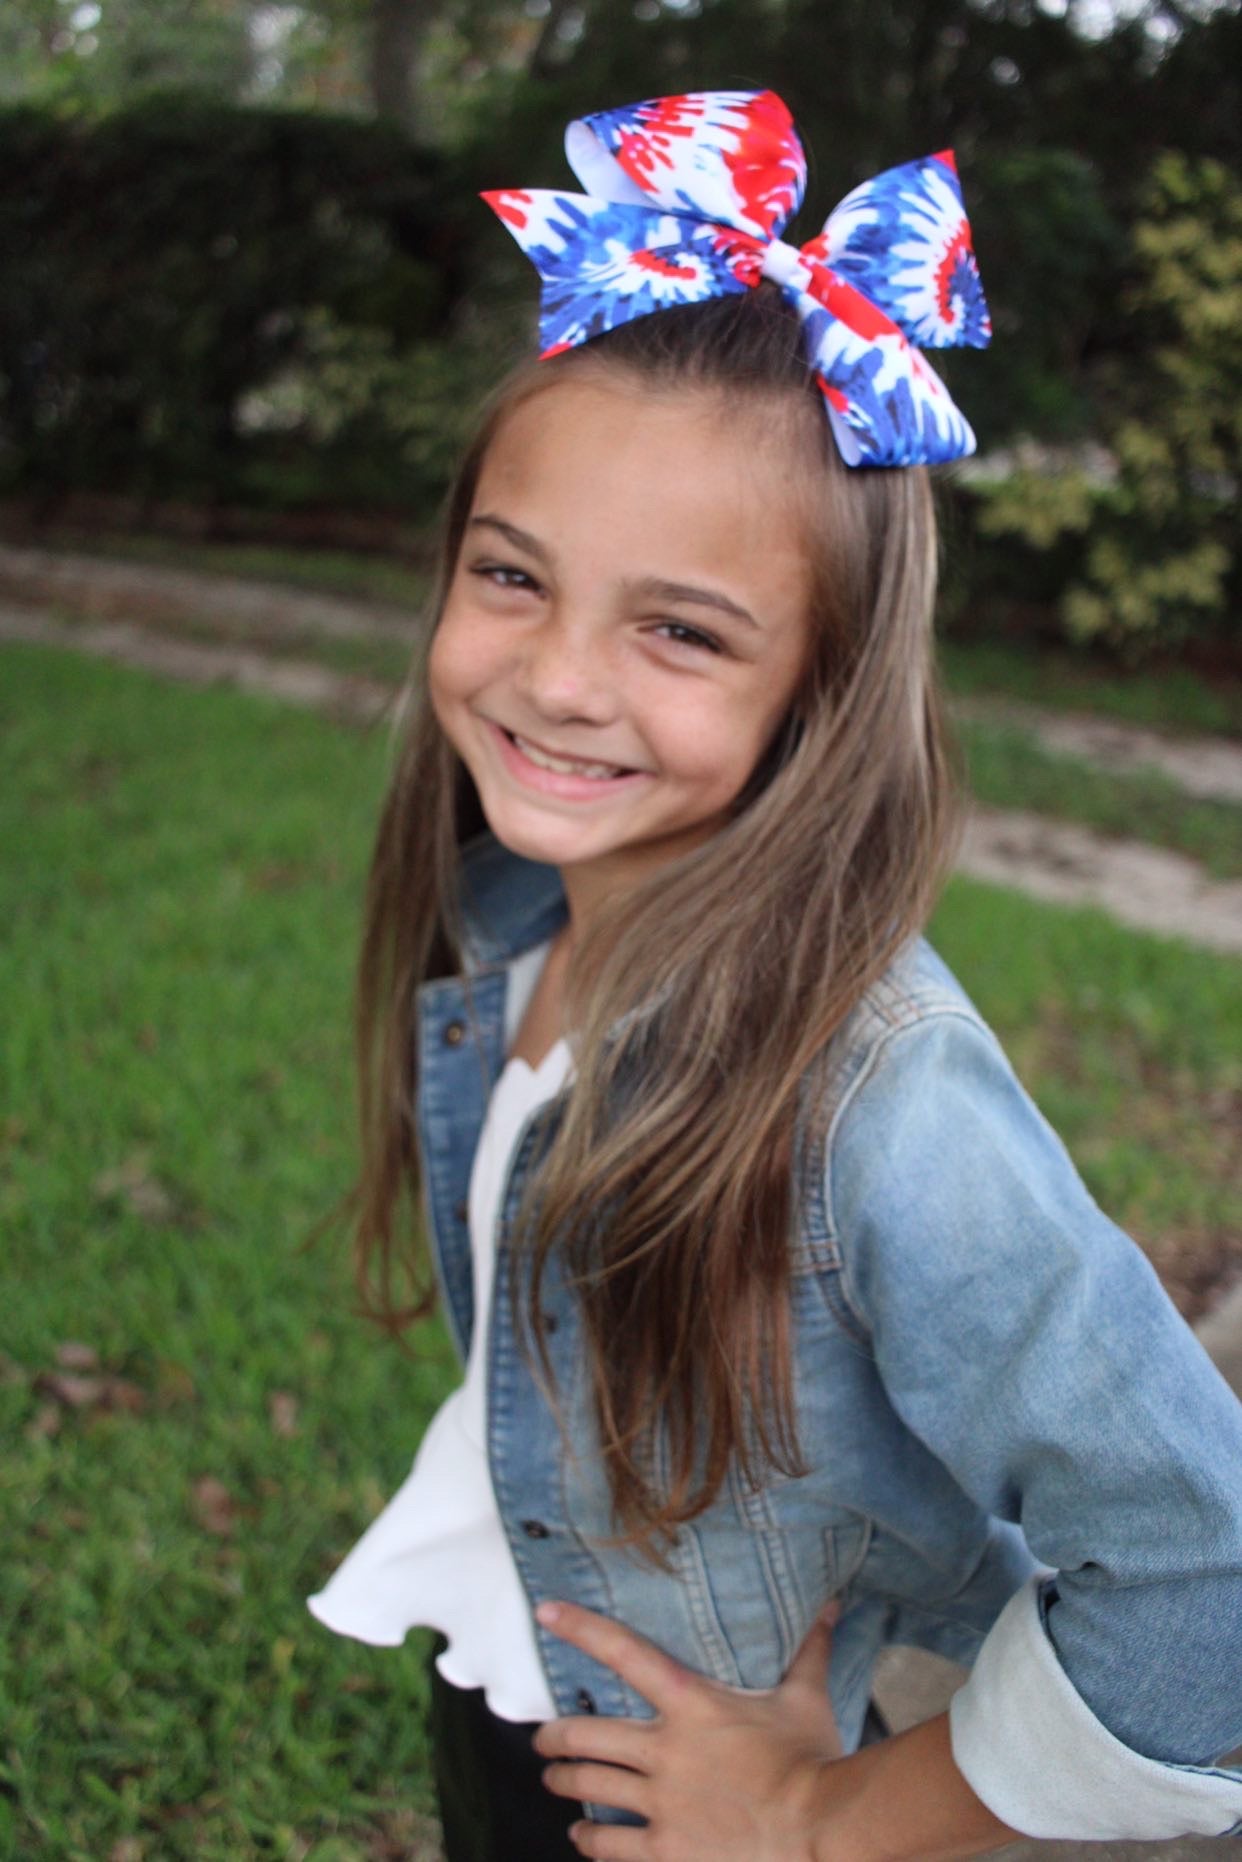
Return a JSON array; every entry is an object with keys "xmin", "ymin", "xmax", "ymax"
[{"xmin": 472, "ymin": 374, "xmax": 813, "ymax": 605}]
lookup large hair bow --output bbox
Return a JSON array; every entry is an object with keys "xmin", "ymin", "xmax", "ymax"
[{"xmin": 482, "ymin": 89, "xmax": 991, "ymax": 468}]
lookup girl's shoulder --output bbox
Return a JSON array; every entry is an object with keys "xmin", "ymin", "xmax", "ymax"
[
  {"xmin": 815, "ymin": 932, "xmax": 1001, "ymax": 1112},
  {"xmin": 846, "ymin": 932, "xmax": 988, "ymax": 1041},
  {"xmin": 807, "ymin": 934, "xmax": 1081, "ymax": 1256}
]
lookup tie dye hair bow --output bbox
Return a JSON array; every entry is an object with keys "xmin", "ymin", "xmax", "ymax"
[{"xmin": 482, "ymin": 89, "xmax": 991, "ymax": 468}]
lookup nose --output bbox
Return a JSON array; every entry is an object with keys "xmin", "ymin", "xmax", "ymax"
[{"xmin": 514, "ymin": 609, "xmax": 618, "ymax": 725}]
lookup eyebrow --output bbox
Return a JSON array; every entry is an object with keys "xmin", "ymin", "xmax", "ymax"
[{"xmin": 467, "ymin": 512, "xmax": 761, "ymax": 631}]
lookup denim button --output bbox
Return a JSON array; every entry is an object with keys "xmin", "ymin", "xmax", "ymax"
[
  {"xmin": 454, "ymin": 1200, "xmax": 468, "ymax": 1224},
  {"xmin": 521, "ymin": 1519, "xmax": 550, "ymax": 1539},
  {"xmin": 443, "ymin": 1020, "xmax": 465, "ymax": 1047},
  {"xmin": 575, "ymin": 1689, "xmax": 596, "ymax": 1714}
]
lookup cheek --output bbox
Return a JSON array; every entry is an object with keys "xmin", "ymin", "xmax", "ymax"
[
  {"xmin": 427, "ymin": 610, "xmax": 480, "ymax": 720},
  {"xmin": 426, "ymin": 623, "xmax": 451, "ymax": 704},
  {"xmin": 647, "ymin": 692, "xmax": 775, "ymax": 794}
]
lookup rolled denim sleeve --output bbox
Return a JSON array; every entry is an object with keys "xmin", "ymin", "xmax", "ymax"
[{"xmin": 829, "ymin": 1008, "xmax": 1242, "ymax": 1841}]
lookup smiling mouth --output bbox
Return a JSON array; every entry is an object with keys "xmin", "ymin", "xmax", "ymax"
[{"xmin": 502, "ymin": 728, "xmax": 637, "ymax": 782}]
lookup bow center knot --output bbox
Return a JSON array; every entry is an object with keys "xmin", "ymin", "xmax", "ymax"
[{"xmin": 759, "ymin": 236, "xmax": 811, "ymax": 293}]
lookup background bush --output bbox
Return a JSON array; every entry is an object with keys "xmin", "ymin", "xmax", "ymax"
[
  {"xmin": 2, "ymin": 0, "xmax": 1241, "ymax": 661},
  {"xmin": 0, "ymin": 93, "xmax": 468, "ymax": 511}
]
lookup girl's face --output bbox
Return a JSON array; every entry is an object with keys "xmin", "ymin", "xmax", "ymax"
[{"xmin": 429, "ymin": 374, "xmax": 815, "ymax": 909}]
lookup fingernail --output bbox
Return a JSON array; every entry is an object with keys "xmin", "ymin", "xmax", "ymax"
[{"xmin": 536, "ymin": 1601, "xmax": 562, "ymax": 1625}]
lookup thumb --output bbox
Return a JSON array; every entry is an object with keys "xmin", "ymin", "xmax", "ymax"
[{"xmin": 783, "ymin": 1597, "xmax": 842, "ymax": 1691}]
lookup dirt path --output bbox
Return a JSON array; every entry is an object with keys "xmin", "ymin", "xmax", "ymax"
[
  {"xmin": 0, "ymin": 606, "xmax": 395, "ymax": 725},
  {"xmin": 6, "ymin": 541, "xmax": 1242, "ymax": 798},
  {"xmin": 5, "ymin": 601, "xmax": 1242, "ymax": 956},
  {"xmin": 0, "ymin": 540, "xmax": 415, "ymax": 647},
  {"xmin": 959, "ymin": 806, "xmax": 1242, "ymax": 954},
  {"xmin": 955, "ymin": 693, "xmax": 1242, "ymax": 806}
]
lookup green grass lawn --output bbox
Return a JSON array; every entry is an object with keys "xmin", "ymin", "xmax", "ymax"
[
  {"xmin": 939, "ymin": 637, "xmax": 1242, "ymax": 740},
  {"xmin": 3, "ymin": 644, "xmax": 1240, "ymax": 1860},
  {"xmin": 2, "ymin": 647, "xmax": 448, "ymax": 1861}
]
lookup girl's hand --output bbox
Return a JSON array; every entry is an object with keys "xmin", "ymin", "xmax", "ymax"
[{"xmin": 532, "ymin": 1596, "xmax": 851, "ymax": 1861}]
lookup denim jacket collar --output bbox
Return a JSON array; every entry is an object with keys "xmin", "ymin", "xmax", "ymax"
[{"xmin": 457, "ymin": 832, "xmax": 568, "ymax": 974}]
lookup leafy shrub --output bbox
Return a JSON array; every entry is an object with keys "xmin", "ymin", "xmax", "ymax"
[
  {"xmin": 0, "ymin": 93, "xmax": 469, "ymax": 507},
  {"xmin": 972, "ymin": 153, "xmax": 1242, "ymax": 659}
]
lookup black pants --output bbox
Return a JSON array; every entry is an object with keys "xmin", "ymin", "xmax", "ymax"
[
  {"xmin": 426, "ymin": 1638, "xmax": 584, "ymax": 1862},
  {"xmin": 425, "ymin": 1637, "xmax": 892, "ymax": 1861}
]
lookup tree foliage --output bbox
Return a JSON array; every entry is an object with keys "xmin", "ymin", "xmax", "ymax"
[
  {"xmin": 977, "ymin": 152, "xmax": 1242, "ymax": 657},
  {"xmin": 2, "ymin": 0, "xmax": 1240, "ymax": 655},
  {"xmin": 0, "ymin": 93, "xmax": 460, "ymax": 505}
]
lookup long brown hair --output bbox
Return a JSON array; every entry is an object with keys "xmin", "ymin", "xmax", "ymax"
[{"xmin": 351, "ymin": 284, "xmax": 962, "ymax": 1557}]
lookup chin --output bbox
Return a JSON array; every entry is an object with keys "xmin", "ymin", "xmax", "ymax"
[{"xmin": 477, "ymin": 799, "xmax": 608, "ymax": 869}]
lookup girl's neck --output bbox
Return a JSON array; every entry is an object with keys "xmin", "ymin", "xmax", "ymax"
[
  {"xmin": 508, "ymin": 923, "xmax": 574, "ymax": 1069},
  {"xmin": 559, "ymin": 861, "xmax": 616, "ymax": 940},
  {"xmin": 508, "ymin": 847, "xmax": 681, "ymax": 1067}
]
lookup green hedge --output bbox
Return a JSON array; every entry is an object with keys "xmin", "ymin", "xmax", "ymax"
[{"xmin": 0, "ymin": 93, "xmax": 470, "ymax": 509}]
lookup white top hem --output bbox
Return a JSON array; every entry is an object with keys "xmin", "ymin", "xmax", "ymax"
[{"xmin": 305, "ymin": 939, "xmax": 567, "ymax": 1726}]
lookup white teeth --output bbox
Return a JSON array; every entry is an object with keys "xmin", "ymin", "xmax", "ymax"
[{"xmin": 511, "ymin": 733, "xmax": 628, "ymax": 780}]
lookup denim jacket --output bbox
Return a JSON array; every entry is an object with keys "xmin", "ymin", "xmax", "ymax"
[{"xmin": 415, "ymin": 833, "xmax": 1242, "ymax": 1841}]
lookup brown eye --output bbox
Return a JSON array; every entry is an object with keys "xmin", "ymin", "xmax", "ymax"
[
  {"xmin": 470, "ymin": 563, "xmax": 540, "ymax": 592},
  {"xmin": 654, "ymin": 621, "xmax": 724, "ymax": 654}
]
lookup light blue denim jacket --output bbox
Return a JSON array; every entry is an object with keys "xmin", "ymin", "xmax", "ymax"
[{"xmin": 416, "ymin": 833, "xmax": 1242, "ymax": 1841}]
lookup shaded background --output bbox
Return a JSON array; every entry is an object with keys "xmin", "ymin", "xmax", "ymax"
[{"xmin": 1, "ymin": 0, "xmax": 1241, "ymax": 663}]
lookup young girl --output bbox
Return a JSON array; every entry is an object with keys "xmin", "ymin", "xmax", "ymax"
[{"xmin": 308, "ymin": 90, "xmax": 1242, "ymax": 1860}]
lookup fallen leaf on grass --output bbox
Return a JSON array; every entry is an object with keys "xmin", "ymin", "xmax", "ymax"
[
  {"xmin": 38, "ymin": 1371, "xmax": 102, "ymax": 1407},
  {"xmin": 26, "ymin": 1401, "xmax": 61, "ymax": 1440},
  {"xmin": 150, "ymin": 1801, "xmax": 210, "ymax": 1828},
  {"xmin": 366, "ymin": 1809, "xmax": 444, "ymax": 1861},
  {"xmin": 35, "ymin": 1370, "xmax": 146, "ymax": 1415},
  {"xmin": 155, "ymin": 1360, "xmax": 197, "ymax": 1406},
  {"xmin": 109, "ymin": 1839, "xmax": 144, "ymax": 1862},
  {"xmin": 247, "ymin": 860, "xmax": 309, "ymax": 894},
  {"xmin": 190, "ymin": 1476, "xmax": 237, "ymax": 1536},
  {"xmin": 92, "ymin": 1152, "xmax": 175, "ymax": 1223},
  {"xmin": 271, "ymin": 1634, "xmax": 296, "ymax": 1675},
  {"xmin": 55, "ymin": 1340, "xmax": 99, "ymax": 1371},
  {"xmin": 268, "ymin": 1390, "xmax": 299, "ymax": 1437}
]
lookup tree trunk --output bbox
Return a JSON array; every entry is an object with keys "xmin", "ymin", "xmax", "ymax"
[
  {"xmin": 369, "ymin": 0, "xmax": 434, "ymax": 137},
  {"xmin": 528, "ymin": 0, "xmax": 580, "ymax": 77}
]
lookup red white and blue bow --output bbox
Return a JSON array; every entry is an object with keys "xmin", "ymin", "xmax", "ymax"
[{"xmin": 482, "ymin": 89, "xmax": 991, "ymax": 468}]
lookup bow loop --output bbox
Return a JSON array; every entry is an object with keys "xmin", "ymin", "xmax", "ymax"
[
  {"xmin": 566, "ymin": 89, "xmax": 807, "ymax": 240},
  {"xmin": 483, "ymin": 90, "xmax": 991, "ymax": 468},
  {"xmin": 801, "ymin": 151, "xmax": 991, "ymax": 350},
  {"xmin": 480, "ymin": 189, "xmax": 749, "ymax": 353}
]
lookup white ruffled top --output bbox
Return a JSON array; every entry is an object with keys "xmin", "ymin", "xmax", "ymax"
[{"xmin": 306, "ymin": 940, "xmax": 568, "ymax": 1722}]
